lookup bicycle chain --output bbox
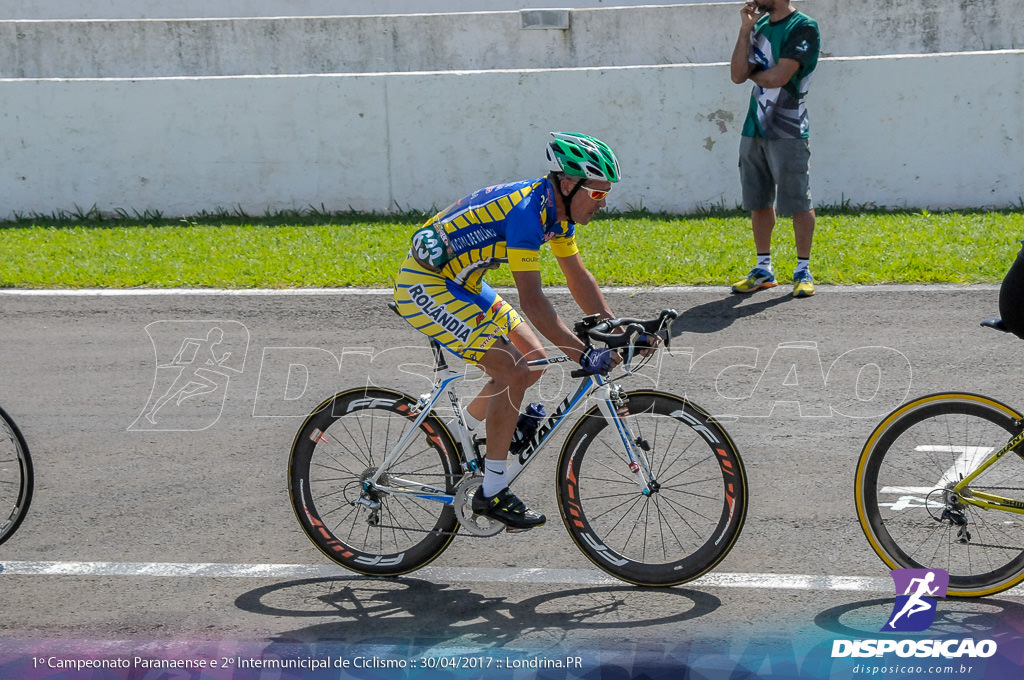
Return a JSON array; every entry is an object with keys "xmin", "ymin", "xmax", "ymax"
[{"xmin": 365, "ymin": 523, "xmax": 498, "ymax": 538}]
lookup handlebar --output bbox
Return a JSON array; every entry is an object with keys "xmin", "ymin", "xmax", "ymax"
[{"xmin": 570, "ymin": 309, "xmax": 678, "ymax": 377}]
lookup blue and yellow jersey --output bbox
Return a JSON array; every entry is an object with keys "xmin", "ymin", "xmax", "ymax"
[{"xmin": 409, "ymin": 177, "xmax": 578, "ymax": 292}]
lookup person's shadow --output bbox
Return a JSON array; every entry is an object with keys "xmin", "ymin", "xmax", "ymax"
[{"xmin": 670, "ymin": 291, "xmax": 793, "ymax": 337}]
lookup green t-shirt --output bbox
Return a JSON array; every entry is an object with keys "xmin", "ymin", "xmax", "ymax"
[{"xmin": 741, "ymin": 11, "xmax": 820, "ymax": 139}]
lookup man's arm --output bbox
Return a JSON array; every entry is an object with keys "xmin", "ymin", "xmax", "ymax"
[
  {"xmin": 511, "ymin": 268, "xmax": 589, "ymax": 362},
  {"xmin": 745, "ymin": 19, "xmax": 818, "ymax": 90},
  {"xmin": 557, "ymin": 252, "xmax": 613, "ymax": 320},
  {"xmin": 748, "ymin": 57, "xmax": 801, "ymax": 89},
  {"xmin": 730, "ymin": 2, "xmax": 760, "ymax": 84}
]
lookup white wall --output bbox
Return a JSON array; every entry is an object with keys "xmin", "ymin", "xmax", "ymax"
[
  {"xmin": 3, "ymin": 51, "xmax": 1021, "ymax": 219},
  {"xmin": 1, "ymin": 1, "xmax": 710, "ymax": 20},
  {"xmin": 1, "ymin": 1, "xmax": 1020, "ymax": 78}
]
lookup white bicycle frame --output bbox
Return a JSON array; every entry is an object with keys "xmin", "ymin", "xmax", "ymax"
[{"xmin": 362, "ymin": 344, "xmax": 660, "ymax": 505}]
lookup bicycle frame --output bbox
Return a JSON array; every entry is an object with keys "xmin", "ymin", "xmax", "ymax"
[
  {"xmin": 361, "ymin": 340, "xmax": 659, "ymax": 506},
  {"xmin": 950, "ymin": 426, "xmax": 1024, "ymax": 514}
]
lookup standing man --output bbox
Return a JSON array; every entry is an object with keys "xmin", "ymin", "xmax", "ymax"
[{"xmin": 730, "ymin": 0, "xmax": 821, "ymax": 297}]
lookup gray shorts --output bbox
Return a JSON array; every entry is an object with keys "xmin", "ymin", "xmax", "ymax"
[{"xmin": 739, "ymin": 136, "xmax": 813, "ymax": 214}]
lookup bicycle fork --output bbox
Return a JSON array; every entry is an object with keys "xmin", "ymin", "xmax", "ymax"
[{"xmin": 593, "ymin": 381, "xmax": 660, "ymax": 496}]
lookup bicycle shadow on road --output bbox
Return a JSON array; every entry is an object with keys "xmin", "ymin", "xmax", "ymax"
[
  {"xmin": 812, "ymin": 596, "xmax": 1024, "ymax": 639},
  {"xmin": 670, "ymin": 292, "xmax": 794, "ymax": 337},
  {"xmin": 234, "ymin": 576, "xmax": 721, "ymax": 649}
]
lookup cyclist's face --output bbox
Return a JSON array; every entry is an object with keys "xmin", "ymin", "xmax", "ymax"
[{"xmin": 569, "ymin": 180, "xmax": 612, "ymax": 225}]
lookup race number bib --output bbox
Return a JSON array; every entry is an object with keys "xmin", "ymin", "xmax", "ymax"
[{"xmin": 411, "ymin": 226, "xmax": 451, "ymax": 271}]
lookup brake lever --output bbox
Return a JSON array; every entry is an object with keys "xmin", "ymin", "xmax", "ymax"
[
  {"xmin": 659, "ymin": 313, "xmax": 675, "ymax": 356},
  {"xmin": 620, "ymin": 323, "xmax": 645, "ymax": 374}
]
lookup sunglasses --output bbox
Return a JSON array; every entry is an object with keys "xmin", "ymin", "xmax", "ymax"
[{"xmin": 578, "ymin": 185, "xmax": 611, "ymax": 201}]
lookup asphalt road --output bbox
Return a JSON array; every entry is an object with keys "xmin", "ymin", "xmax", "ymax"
[{"xmin": 0, "ymin": 285, "xmax": 1020, "ymax": 674}]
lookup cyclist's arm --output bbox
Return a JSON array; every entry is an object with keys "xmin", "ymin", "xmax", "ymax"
[
  {"xmin": 556, "ymin": 252, "xmax": 614, "ymax": 321},
  {"xmin": 511, "ymin": 268, "xmax": 589, "ymax": 362}
]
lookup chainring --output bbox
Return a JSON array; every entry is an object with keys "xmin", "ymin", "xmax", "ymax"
[{"xmin": 453, "ymin": 477, "xmax": 504, "ymax": 537}]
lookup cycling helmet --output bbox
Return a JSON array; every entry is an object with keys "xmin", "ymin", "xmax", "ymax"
[{"xmin": 545, "ymin": 132, "xmax": 621, "ymax": 183}]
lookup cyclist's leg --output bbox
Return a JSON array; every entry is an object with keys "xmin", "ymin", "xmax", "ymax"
[
  {"xmin": 394, "ymin": 260, "xmax": 544, "ymax": 527},
  {"xmin": 464, "ymin": 321, "xmax": 546, "ymax": 423},
  {"xmin": 999, "ymin": 239, "xmax": 1024, "ymax": 339},
  {"xmin": 395, "ymin": 260, "xmax": 529, "ymax": 444},
  {"xmin": 476, "ymin": 336, "xmax": 533, "ymax": 463}
]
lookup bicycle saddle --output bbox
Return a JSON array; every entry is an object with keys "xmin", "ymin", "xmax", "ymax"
[{"xmin": 980, "ymin": 317, "xmax": 1010, "ymax": 332}]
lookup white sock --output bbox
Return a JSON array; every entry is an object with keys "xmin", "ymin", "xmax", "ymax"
[
  {"xmin": 756, "ymin": 253, "xmax": 772, "ymax": 273},
  {"xmin": 795, "ymin": 258, "xmax": 810, "ymax": 275},
  {"xmin": 448, "ymin": 411, "xmax": 482, "ymax": 433},
  {"xmin": 464, "ymin": 411, "xmax": 483, "ymax": 431},
  {"xmin": 482, "ymin": 458, "xmax": 508, "ymax": 497}
]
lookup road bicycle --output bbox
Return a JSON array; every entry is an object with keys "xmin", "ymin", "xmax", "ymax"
[
  {"xmin": 855, "ymin": 317, "xmax": 1024, "ymax": 597},
  {"xmin": 288, "ymin": 308, "xmax": 748, "ymax": 587},
  {"xmin": 0, "ymin": 404, "xmax": 32, "ymax": 546}
]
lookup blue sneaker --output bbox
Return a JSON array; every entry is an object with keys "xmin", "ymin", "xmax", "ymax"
[
  {"xmin": 731, "ymin": 267, "xmax": 777, "ymax": 294},
  {"xmin": 792, "ymin": 270, "xmax": 816, "ymax": 297}
]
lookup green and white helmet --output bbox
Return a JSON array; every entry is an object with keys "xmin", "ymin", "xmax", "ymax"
[{"xmin": 545, "ymin": 132, "xmax": 621, "ymax": 183}]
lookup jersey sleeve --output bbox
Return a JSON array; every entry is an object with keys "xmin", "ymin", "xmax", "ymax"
[
  {"xmin": 780, "ymin": 24, "xmax": 820, "ymax": 66},
  {"xmin": 507, "ymin": 248, "xmax": 541, "ymax": 271},
  {"xmin": 504, "ymin": 189, "xmax": 546, "ymax": 272},
  {"xmin": 549, "ymin": 225, "xmax": 579, "ymax": 259}
]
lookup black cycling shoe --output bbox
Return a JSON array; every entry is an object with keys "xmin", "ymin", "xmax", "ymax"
[{"xmin": 471, "ymin": 487, "xmax": 546, "ymax": 531}]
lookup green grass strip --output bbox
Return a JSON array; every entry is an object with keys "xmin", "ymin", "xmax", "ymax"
[{"xmin": 2, "ymin": 209, "xmax": 1021, "ymax": 288}]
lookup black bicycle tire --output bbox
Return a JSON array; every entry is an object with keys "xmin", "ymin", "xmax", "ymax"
[
  {"xmin": 855, "ymin": 392, "xmax": 1024, "ymax": 597},
  {"xmin": 288, "ymin": 387, "xmax": 461, "ymax": 576},
  {"xmin": 0, "ymin": 404, "xmax": 32, "ymax": 547},
  {"xmin": 555, "ymin": 391, "xmax": 747, "ymax": 587}
]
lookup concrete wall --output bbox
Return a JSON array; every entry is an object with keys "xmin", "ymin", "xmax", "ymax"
[
  {"xmin": 0, "ymin": 1, "xmax": 711, "ymax": 21},
  {"xmin": 3, "ymin": 51, "xmax": 1021, "ymax": 219},
  {"xmin": 0, "ymin": 1, "xmax": 1020, "ymax": 78}
]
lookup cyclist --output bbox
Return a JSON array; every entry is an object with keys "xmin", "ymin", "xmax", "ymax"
[
  {"xmin": 393, "ymin": 132, "xmax": 632, "ymax": 530},
  {"xmin": 999, "ymin": 238, "xmax": 1024, "ymax": 339}
]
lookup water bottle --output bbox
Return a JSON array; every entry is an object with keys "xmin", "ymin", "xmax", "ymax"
[{"xmin": 510, "ymin": 403, "xmax": 546, "ymax": 454}]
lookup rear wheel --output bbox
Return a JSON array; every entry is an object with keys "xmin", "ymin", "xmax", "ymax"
[
  {"xmin": 289, "ymin": 388, "xmax": 461, "ymax": 576},
  {"xmin": 0, "ymin": 405, "xmax": 32, "ymax": 546}
]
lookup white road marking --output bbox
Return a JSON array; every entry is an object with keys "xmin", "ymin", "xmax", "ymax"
[
  {"xmin": 0, "ymin": 560, "xmax": 901, "ymax": 592},
  {"xmin": 0, "ymin": 284, "xmax": 999, "ymax": 297},
  {"xmin": 878, "ymin": 445, "xmax": 997, "ymax": 496}
]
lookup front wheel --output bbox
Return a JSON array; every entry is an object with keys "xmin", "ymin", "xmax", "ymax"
[
  {"xmin": 556, "ymin": 391, "xmax": 747, "ymax": 587},
  {"xmin": 288, "ymin": 387, "xmax": 462, "ymax": 576},
  {"xmin": 0, "ymin": 404, "xmax": 32, "ymax": 546},
  {"xmin": 855, "ymin": 393, "xmax": 1024, "ymax": 597}
]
